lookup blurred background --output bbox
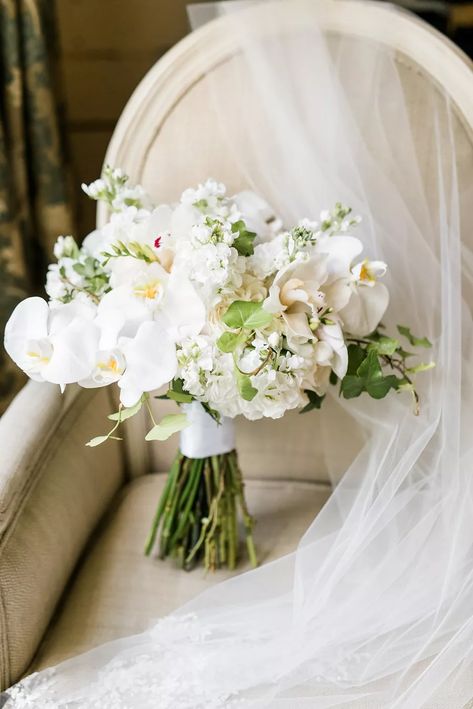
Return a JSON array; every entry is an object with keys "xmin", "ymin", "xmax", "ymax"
[{"xmin": 1, "ymin": 0, "xmax": 472, "ymax": 411}]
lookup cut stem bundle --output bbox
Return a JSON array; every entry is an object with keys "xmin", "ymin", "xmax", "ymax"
[{"xmin": 145, "ymin": 450, "xmax": 257, "ymax": 571}]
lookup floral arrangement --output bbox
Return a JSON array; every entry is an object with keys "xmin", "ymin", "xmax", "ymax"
[{"xmin": 4, "ymin": 168, "xmax": 433, "ymax": 570}]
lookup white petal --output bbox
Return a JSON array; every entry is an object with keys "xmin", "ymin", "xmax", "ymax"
[
  {"xmin": 118, "ymin": 321, "xmax": 177, "ymax": 405},
  {"xmin": 157, "ymin": 272, "xmax": 205, "ymax": 340},
  {"xmin": 44, "ymin": 319, "xmax": 100, "ymax": 385},
  {"xmin": 283, "ymin": 312, "xmax": 313, "ymax": 339},
  {"xmin": 171, "ymin": 203, "xmax": 200, "ymax": 239},
  {"xmin": 316, "ymin": 236, "xmax": 363, "ymax": 277},
  {"xmin": 4, "ymin": 297, "xmax": 49, "ymax": 366},
  {"xmin": 340, "ymin": 282, "xmax": 389, "ymax": 337}
]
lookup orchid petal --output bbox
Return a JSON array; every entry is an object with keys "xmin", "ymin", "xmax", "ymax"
[
  {"xmin": 4, "ymin": 298, "xmax": 50, "ymax": 374},
  {"xmin": 118, "ymin": 321, "xmax": 177, "ymax": 406},
  {"xmin": 43, "ymin": 319, "xmax": 99, "ymax": 385},
  {"xmin": 340, "ymin": 282, "xmax": 389, "ymax": 337}
]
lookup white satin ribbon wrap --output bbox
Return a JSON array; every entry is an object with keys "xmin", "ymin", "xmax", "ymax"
[{"xmin": 179, "ymin": 402, "xmax": 236, "ymax": 458}]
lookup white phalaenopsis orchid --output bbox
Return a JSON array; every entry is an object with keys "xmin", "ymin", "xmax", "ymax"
[{"xmin": 4, "ymin": 298, "xmax": 99, "ymax": 388}]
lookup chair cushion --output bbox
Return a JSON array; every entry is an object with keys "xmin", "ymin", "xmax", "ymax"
[{"xmin": 30, "ymin": 474, "xmax": 330, "ymax": 672}]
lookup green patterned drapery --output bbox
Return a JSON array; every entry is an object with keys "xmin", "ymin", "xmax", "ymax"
[{"xmin": 0, "ymin": 0, "xmax": 74, "ymax": 412}]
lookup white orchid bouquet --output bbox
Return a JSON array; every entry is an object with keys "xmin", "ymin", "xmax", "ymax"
[{"xmin": 4, "ymin": 168, "xmax": 433, "ymax": 570}]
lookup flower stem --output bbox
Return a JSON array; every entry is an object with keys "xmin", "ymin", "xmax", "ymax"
[{"xmin": 145, "ymin": 450, "xmax": 257, "ymax": 571}]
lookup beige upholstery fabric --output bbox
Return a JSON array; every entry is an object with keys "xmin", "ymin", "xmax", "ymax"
[
  {"xmin": 0, "ymin": 383, "xmax": 124, "ymax": 689},
  {"xmin": 31, "ymin": 474, "xmax": 330, "ymax": 672}
]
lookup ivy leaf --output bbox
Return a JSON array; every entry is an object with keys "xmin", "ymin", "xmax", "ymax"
[
  {"xmin": 222, "ymin": 300, "xmax": 273, "ymax": 330},
  {"xmin": 108, "ymin": 398, "xmax": 144, "ymax": 421},
  {"xmin": 217, "ymin": 331, "xmax": 244, "ymax": 353},
  {"xmin": 340, "ymin": 375, "xmax": 365, "ymax": 399},
  {"xmin": 300, "ymin": 389, "xmax": 326, "ymax": 413},
  {"xmin": 397, "ymin": 325, "xmax": 432, "ymax": 348},
  {"xmin": 368, "ymin": 336, "xmax": 399, "ymax": 356},
  {"xmin": 346, "ymin": 344, "xmax": 367, "ymax": 375},
  {"xmin": 357, "ymin": 350, "xmax": 399, "ymax": 399},
  {"xmin": 167, "ymin": 378, "xmax": 194, "ymax": 403},
  {"xmin": 235, "ymin": 370, "xmax": 258, "ymax": 401},
  {"xmin": 232, "ymin": 220, "xmax": 256, "ymax": 256},
  {"xmin": 341, "ymin": 350, "xmax": 399, "ymax": 400},
  {"xmin": 145, "ymin": 414, "xmax": 189, "ymax": 441}
]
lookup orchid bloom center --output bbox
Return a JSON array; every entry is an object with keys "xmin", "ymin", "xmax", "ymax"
[
  {"xmin": 359, "ymin": 260, "xmax": 376, "ymax": 284},
  {"xmin": 25, "ymin": 338, "xmax": 53, "ymax": 373},
  {"xmin": 133, "ymin": 278, "xmax": 163, "ymax": 302},
  {"xmin": 94, "ymin": 350, "xmax": 126, "ymax": 383},
  {"xmin": 154, "ymin": 236, "xmax": 162, "ymax": 249}
]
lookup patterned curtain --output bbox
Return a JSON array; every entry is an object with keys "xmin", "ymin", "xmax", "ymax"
[{"xmin": 0, "ymin": 0, "xmax": 74, "ymax": 412}]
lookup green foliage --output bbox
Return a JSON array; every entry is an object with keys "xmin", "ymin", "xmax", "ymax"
[
  {"xmin": 339, "ymin": 324, "xmax": 434, "ymax": 412},
  {"xmin": 216, "ymin": 331, "xmax": 245, "ymax": 353},
  {"xmin": 145, "ymin": 413, "xmax": 190, "ymax": 441},
  {"xmin": 235, "ymin": 369, "xmax": 258, "ymax": 401},
  {"xmin": 166, "ymin": 378, "xmax": 194, "ymax": 403},
  {"xmin": 300, "ymin": 390, "xmax": 326, "ymax": 413},
  {"xmin": 231, "ymin": 220, "xmax": 256, "ymax": 256},
  {"xmin": 342, "ymin": 350, "xmax": 399, "ymax": 399},
  {"xmin": 397, "ymin": 325, "xmax": 432, "ymax": 349},
  {"xmin": 222, "ymin": 300, "xmax": 273, "ymax": 330},
  {"xmin": 108, "ymin": 398, "xmax": 144, "ymax": 421},
  {"xmin": 101, "ymin": 240, "xmax": 158, "ymax": 265}
]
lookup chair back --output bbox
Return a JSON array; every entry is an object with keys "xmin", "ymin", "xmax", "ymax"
[{"xmin": 98, "ymin": 0, "xmax": 473, "ymax": 479}]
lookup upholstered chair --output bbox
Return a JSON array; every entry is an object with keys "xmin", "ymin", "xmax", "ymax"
[{"xmin": 1, "ymin": 0, "xmax": 472, "ymax": 694}]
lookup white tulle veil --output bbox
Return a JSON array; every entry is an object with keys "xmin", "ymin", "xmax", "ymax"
[{"xmin": 4, "ymin": 1, "xmax": 473, "ymax": 707}]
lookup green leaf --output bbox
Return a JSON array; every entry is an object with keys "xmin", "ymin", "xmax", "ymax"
[
  {"xmin": 368, "ymin": 337, "xmax": 400, "ymax": 356},
  {"xmin": 85, "ymin": 435, "xmax": 110, "ymax": 447},
  {"xmin": 217, "ymin": 331, "xmax": 244, "ymax": 353},
  {"xmin": 201, "ymin": 402, "xmax": 221, "ymax": 423},
  {"xmin": 406, "ymin": 361, "xmax": 436, "ymax": 374},
  {"xmin": 365, "ymin": 374, "xmax": 399, "ymax": 399},
  {"xmin": 145, "ymin": 414, "xmax": 189, "ymax": 441},
  {"xmin": 108, "ymin": 398, "xmax": 144, "ymax": 421},
  {"xmin": 346, "ymin": 344, "xmax": 367, "ymax": 375},
  {"xmin": 340, "ymin": 375, "xmax": 365, "ymax": 399},
  {"xmin": 342, "ymin": 350, "xmax": 399, "ymax": 400},
  {"xmin": 231, "ymin": 221, "xmax": 257, "ymax": 256},
  {"xmin": 397, "ymin": 325, "xmax": 432, "ymax": 348},
  {"xmin": 235, "ymin": 370, "xmax": 258, "ymax": 401},
  {"xmin": 222, "ymin": 300, "xmax": 273, "ymax": 330},
  {"xmin": 329, "ymin": 370, "xmax": 339, "ymax": 386},
  {"xmin": 300, "ymin": 390, "xmax": 326, "ymax": 413},
  {"xmin": 72, "ymin": 263, "xmax": 86, "ymax": 276},
  {"xmin": 167, "ymin": 378, "xmax": 194, "ymax": 403}
]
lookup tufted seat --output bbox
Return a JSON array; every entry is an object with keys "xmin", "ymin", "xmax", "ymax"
[{"xmin": 30, "ymin": 475, "xmax": 330, "ymax": 672}]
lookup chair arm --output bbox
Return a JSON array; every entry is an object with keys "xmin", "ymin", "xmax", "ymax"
[{"xmin": 0, "ymin": 382, "xmax": 125, "ymax": 689}]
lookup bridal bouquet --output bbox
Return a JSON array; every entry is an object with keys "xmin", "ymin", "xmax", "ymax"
[{"xmin": 4, "ymin": 168, "xmax": 433, "ymax": 570}]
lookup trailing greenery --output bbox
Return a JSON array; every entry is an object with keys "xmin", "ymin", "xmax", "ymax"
[{"xmin": 339, "ymin": 325, "xmax": 434, "ymax": 414}]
